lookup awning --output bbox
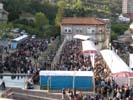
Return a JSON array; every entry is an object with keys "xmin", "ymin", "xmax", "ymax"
[{"xmin": 73, "ymin": 34, "xmax": 91, "ymax": 41}]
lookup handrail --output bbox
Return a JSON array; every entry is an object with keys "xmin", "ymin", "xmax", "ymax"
[{"xmin": 0, "ymin": 73, "xmax": 32, "ymax": 76}]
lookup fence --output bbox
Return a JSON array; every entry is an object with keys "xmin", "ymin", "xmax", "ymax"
[{"xmin": 0, "ymin": 74, "xmax": 32, "ymax": 88}]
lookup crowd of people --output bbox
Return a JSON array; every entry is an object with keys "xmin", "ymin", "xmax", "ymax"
[
  {"xmin": 0, "ymin": 38, "xmax": 49, "ymax": 74},
  {"xmin": 0, "ymin": 36, "xmax": 133, "ymax": 99},
  {"xmin": 56, "ymin": 39, "xmax": 93, "ymax": 71},
  {"xmin": 56, "ymin": 39, "xmax": 133, "ymax": 100}
]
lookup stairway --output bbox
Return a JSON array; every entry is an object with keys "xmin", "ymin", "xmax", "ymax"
[
  {"xmin": 51, "ymin": 37, "xmax": 67, "ymax": 70},
  {"xmin": 2, "ymin": 88, "xmax": 63, "ymax": 100}
]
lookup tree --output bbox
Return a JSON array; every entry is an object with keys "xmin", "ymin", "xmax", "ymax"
[
  {"xmin": 34, "ymin": 12, "xmax": 49, "ymax": 31},
  {"xmin": 55, "ymin": 1, "xmax": 66, "ymax": 26},
  {"xmin": 111, "ymin": 23, "xmax": 129, "ymax": 40},
  {"xmin": 72, "ymin": 0, "xmax": 82, "ymax": 9},
  {"xmin": 0, "ymin": 22, "xmax": 13, "ymax": 39}
]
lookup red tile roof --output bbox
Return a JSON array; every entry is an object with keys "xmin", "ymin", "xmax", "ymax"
[{"xmin": 61, "ymin": 17, "xmax": 105, "ymax": 25}]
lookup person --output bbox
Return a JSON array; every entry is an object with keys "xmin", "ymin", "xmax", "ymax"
[
  {"xmin": 129, "ymin": 86, "xmax": 133, "ymax": 99},
  {"xmin": 26, "ymin": 78, "xmax": 34, "ymax": 89},
  {"xmin": 62, "ymin": 88, "xmax": 66, "ymax": 100},
  {"xmin": 77, "ymin": 90, "xmax": 83, "ymax": 100},
  {"xmin": 0, "ymin": 80, "xmax": 6, "ymax": 90},
  {"xmin": 83, "ymin": 95, "xmax": 88, "ymax": 100}
]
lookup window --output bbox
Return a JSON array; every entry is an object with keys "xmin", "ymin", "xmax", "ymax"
[
  {"xmin": 99, "ymin": 28, "xmax": 103, "ymax": 33},
  {"xmin": 76, "ymin": 27, "xmax": 82, "ymax": 33},
  {"xmin": 92, "ymin": 30, "xmax": 95, "ymax": 33},
  {"xmin": 68, "ymin": 29, "xmax": 71, "ymax": 33},
  {"xmin": 80, "ymin": 29, "xmax": 82, "ymax": 33},
  {"xmin": 76, "ymin": 29, "xmax": 79, "ymax": 32},
  {"xmin": 65, "ymin": 29, "xmax": 67, "ymax": 33},
  {"xmin": 87, "ymin": 27, "xmax": 96, "ymax": 34},
  {"xmin": 64, "ymin": 27, "xmax": 72, "ymax": 33},
  {"xmin": 87, "ymin": 28, "xmax": 91, "ymax": 34}
]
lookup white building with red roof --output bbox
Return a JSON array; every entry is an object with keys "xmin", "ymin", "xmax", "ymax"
[{"xmin": 61, "ymin": 17, "xmax": 110, "ymax": 50}]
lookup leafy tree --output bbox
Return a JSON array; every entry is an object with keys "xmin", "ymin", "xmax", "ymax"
[
  {"xmin": 111, "ymin": 31, "xmax": 117, "ymax": 40},
  {"xmin": 55, "ymin": 1, "xmax": 66, "ymax": 26},
  {"xmin": 41, "ymin": 1, "xmax": 58, "ymax": 24},
  {"xmin": 43, "ymin": 25, "xmax": 60, "ymax": 37},
  {"xmin": 72, "ymin": 0, "xmax": 82, "ymax": 9},
  {"xmin": 111, "ymin": 23, "xmax": 129, "ymax": 40},
  {"xmin": 111, "ymin": 23, "xmax": 129, "ymax": 35},
  {"xmin": 0, "ymin": 22, "xmax": 13, "ymax": 39},
  {"xmin": 34, "ymin": 12, "xmax": 49, "ymax": 31}
]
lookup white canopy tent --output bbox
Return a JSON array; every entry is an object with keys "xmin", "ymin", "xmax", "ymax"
[
  {"xmin": 82, "ymin": 40, "xmax": 97, "ymax": 67},
  {"xmin": 73, "ymin": 34, "xmax": 92, "ymax": 41},
  {"xmin": 100, "ymin": 49, "xmax": 133, "ymax": 86},
  {"xmin": 82, "ymin": 40, "xmax": 97, "ymax": 53},
  {"xmin": 100, "ymin": 49, "xmax": 129, "ymax": 74}
]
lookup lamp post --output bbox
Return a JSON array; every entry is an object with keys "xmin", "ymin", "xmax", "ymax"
[{"xmin": 47, "ymin": 76, "xmax": 51, "ymax": 93}]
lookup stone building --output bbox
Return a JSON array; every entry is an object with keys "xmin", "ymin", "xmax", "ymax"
[
  {"xmin": 122, "ymin": 0, "xmax": 133, "ymax": 20},
  {"xmin": 61, "ymin": 17, "xmax": 110, "ymax": 50},
  {"xmin": 0, "ymin": 3, "xmax": 8, "ymax": 22}
]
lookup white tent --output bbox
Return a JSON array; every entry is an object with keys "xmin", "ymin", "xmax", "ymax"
[
  {"xmin": 82, "ymin": 40, "xmax": 97, "ymax": 67},
  {"xmin": 82, "ymin": 40, "xmax": 97, "ymax": 53},
  {"xmin": 73, "ymin": 34, "xmax": 91, "ymax": 41},
  {"xmin": 100, "ymin": 49, "xmax": 133, "ymax": 86},
  {"xmin": 100, "ymin": 49, "xmax": 129, "ymax": 73}
]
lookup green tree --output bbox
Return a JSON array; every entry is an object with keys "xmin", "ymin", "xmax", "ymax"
[
  {"xmin": 111, "ymin": 23, "xmax": 129, "ymax": 40},
  {"xmin": 55, "ymin": 1, "xmax": 66, "ymax": 26},
  {"xmin": 72, "ymin": 0, "xmax": 82, "ymax": 9},
  {"xmin": 111, "ymin": 31, "xmax": 117, "ymax": 40},
  {"xmin": 0, "ymin": 22, "xmax": 13, "ymax": 39},
  {"xmin": 34, "ymin": 12, "xmax": 49, "ymax": 31}
]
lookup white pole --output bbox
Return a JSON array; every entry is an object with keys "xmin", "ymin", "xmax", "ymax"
[
  {"xmin": 47, "ymin": 76, "xmax": 50, "ymax": 92},
  {"xmin": 73, "ymin": 71, "xmax": 76, "ymax": 89}
]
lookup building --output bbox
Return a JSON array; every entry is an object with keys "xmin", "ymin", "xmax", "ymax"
[
  {"xmin": 19, "ymin": 12, "xmax": 35, "ymax": 22},
  {"xmin": 115, "ymin": 23, "xmax": 133, "ymax": 53},
  {"xmin": 122, "ymin": 0, "xmax": 133, "ymax": 20},
  {"xmin": 61, "ymin": 17, "xmax": 110, "ymax": 50},
  {"xmin": 118, "ymin": 14, "xmax": 130, "ymax": 22},
  {"xmin": 0, "ymin": 3, "xmax": 8, "ymax": 22}
]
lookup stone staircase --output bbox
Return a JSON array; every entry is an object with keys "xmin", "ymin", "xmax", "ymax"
[
  {"xmin": 51, "ymin": 37, "xmax": 67, "ymax": 70},
  {"xmin": 1, "ymin": 88, "xmax": 64, "ymax": 100}
]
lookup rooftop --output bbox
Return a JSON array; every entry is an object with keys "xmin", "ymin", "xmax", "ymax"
[{"xmin": 61, "ymin": 17, "xmax": 105, "ymax": 25}]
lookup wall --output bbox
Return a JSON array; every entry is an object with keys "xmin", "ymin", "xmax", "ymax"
[
  {"xmin": 61, "ymin": 24, "xmax": 106, "ymax": 50},
  {"xmin": 40, "ymin": 75, "xmax": 94, "ymax": 91}
]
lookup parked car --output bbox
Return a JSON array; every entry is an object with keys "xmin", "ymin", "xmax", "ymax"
[
  {"xmin": 31, "ymin": 35, "xmax": 36, "ymax": 39},
  {"xmin": 20, "ymin": 30, "xmax": 27, "ymax": 35}
]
